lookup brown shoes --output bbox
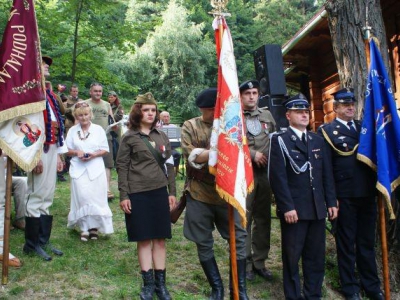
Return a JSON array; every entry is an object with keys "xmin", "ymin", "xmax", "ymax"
[
  {"xmin": 0, "ymin": 254, "xmax": 22, "ymax": 268},
  {"xmin": 12, "ymin": 219, "xmax": 26, "ymax": 230}
]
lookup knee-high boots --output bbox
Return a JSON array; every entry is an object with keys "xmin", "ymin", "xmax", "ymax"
[
  {"xmin": 200, "ymin": 257, "xmax": 224, "ymax": 300},
  {"xmin": 23, "ymin": 217, "xmax": 52, "ymax": 261},
  {"xmin": 39, "ymin": 215, "xmax": 63, "ymax": 256},
  {"xmin": 230, "ymin": 259, "xmax": 249, "ymax": 300}
]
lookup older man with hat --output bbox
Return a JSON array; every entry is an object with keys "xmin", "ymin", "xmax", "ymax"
[
  {"xmin": 181, "ymin": 88, "xmax": 248, "ymax": 300},
  {"xmin": 23, "ymin": 55, "xmax": 67, "ymax": 261},
  {"xmin": 318, "ymin": 88, "xmax": 383, "ymax": 300},
  {"xmin": 239, "ymin": 80, "xmax": 276, "ymax": 281},
  {"xmin": 269, "ymin": 93, "xmax": 338, "ymax": 300}
]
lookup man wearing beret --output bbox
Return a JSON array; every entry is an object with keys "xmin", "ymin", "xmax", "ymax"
[
  {"xmin": 24, "ymin": 55, "xmax": 67, "ymax": 261},
  {"xmin": 85, "ymin": 82, "xmax": 116, "ymax": 201},
  {"xmin": 181, "ymin": 88, "xmax": 248, "ymax": 300},
  {"xmin": 269, "ymin": 94, "xmax": 338, "ymax": 299},
  {"xmin": 318, "ymin": 88, "xmax": 383, "ymax": 300},
  {"xmin": 239, "ymin": 80, "xmax": 276, "ymax": 281}
]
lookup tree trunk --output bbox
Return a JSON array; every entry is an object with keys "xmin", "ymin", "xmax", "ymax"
[
  {"xmin": 325, "ymin": 0, "xmax": 389, "ymax": 118},
  {"xmin": 71, "ymin": 0, "xmax": 84, "ymax": 83}
]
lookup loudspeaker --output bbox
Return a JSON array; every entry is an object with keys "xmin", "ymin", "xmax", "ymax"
[
  {"xmin": 258, "ymin": 95, "xmax": 289, "ymax": 131},
  {"xmin": 253, "ymin": 44, "xmax": 287, "ymax": 96}
]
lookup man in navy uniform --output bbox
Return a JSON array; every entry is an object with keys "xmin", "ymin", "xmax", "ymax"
[
  {"xmin": 318, "ymin": 88, "xmax": 383, "ymax": 300},
  {"xmin": 269, "ymin": 93, "xmax": 338, "ymax": 300},
  {"xmin": 240, "ymin": 80, "xmax": 276, "ymax": 281}
]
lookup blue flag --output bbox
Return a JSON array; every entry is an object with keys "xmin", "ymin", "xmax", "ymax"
[{"xmin": 357, "ymin": 39, "xmax": 400, "ymax": 219}]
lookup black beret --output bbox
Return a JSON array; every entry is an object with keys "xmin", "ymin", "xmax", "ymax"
[
  {"xmin": 42, "ymin": 55, "xmax": 53, "ymax": 66},
  {"xmin": 283, "ymin": 93, "xmax": 310, "ymax": 110},
  {"xmin": 331, "ymin": 87, "xmax": 356, "ymax": 103},
  {"xmin": 239, "ymin": 80, "xmax": 260, "ymax": 92},
  {"xmin": 196, "ymin": 88, "xmax": 217, "ymax": 108}
]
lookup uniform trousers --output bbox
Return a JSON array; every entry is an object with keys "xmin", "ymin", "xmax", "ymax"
[
  {"xmin": 336, "ymin": 197, "xmax": 381, "ymax": 296},
  {"xmin": 184, "ymin": 194, "xmax": 247, "ymax": 261},
  {"xmin": 245, "ymin": 167, "xmax": 272, "ymax": 270},
  {"xmin": 26, "ymin": 144, "xmax": 57, "ymax": 218},
  {"xmin": 281, "ymin": 218, "xmax": 326, "ymax": 300}
]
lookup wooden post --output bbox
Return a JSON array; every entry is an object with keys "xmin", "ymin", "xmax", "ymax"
[
  {"xmin": 228, "ymin": 205, "xmax": 239, "ymax": 300},
  {"xmin": 378, "ymin": 194, "xmax": 390, "ymax": 300},
  {"xmin": 2, "ymin": 157, "xmax": 14, "ymax": 285}
]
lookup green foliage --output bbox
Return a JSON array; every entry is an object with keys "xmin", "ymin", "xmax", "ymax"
[{"xmin": 127, "ymin": 0, "xmax": 215, "ymax": 120}]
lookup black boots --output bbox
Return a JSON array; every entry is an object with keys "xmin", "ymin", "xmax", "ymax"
[
  {"xmin": 140, "ymin": 269, "xmax": 171, "ymax": 300},
  {"xmin": 155, "ymin": 269, "xmax": 172, "ymax": 300},
  {"xmin": 230, "ymin": 259, "xmax": 249, "ymax": 300},
  {"xmin": 23, "ymin": 217, "xmax": 52, "ymax": 261},
  {"xmin": 140, "ymin": 269, "xmax": 155, "ymax": 300},
  {"xmin": 200, "ymin": 257, "xmax": 224, "ymax": 300},
  {"xmin": 39, "ymin": 215, "xmax": 63, "ymax": 256}
]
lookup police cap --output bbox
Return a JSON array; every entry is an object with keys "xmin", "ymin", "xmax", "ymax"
[
  {"xmin": 331, "ymin": 87, "xmax": 356, "ymax": 103},
  {"xmin": 283, "ymin": 93, "xmax": 310, "ymax": 110}
]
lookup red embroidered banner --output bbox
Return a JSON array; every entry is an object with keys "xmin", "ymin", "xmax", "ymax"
[
  {"xmin": 209, "ymin": 17, "xmax": 253, "ymax": 227},
  {"xmin": 0, "ymin": 0, "xmax": 45, "ymax": 171}
]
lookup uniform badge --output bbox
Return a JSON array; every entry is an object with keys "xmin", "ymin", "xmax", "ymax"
[
  {"xmin": 246, "ymin": 117, "xmax": 262, "ymax": 136},
  {"xmin": 333, "ymin": 131, "xmax": 338, "ymax": 135},
  {"xmin": 343, "ymin": 143, "xmax": 347, "ymax": 147},
  {"xmin": 291, "ymin": 135, "xmax": 297, "ymax": 141}
]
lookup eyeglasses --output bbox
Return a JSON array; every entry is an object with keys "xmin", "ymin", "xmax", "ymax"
[{"xmin": 75, "ymin": 102, "xmax": 89, "ymax": 109}]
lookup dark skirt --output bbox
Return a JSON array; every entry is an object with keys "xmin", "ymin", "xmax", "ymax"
[{"xmin": 125, "ymin": 186, "xmax": 172, "ymax": 242}]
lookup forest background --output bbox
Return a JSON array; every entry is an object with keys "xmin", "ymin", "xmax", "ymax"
[{"xmin": 0, "ymin": 0, "xmax": 324, "ymax": 121}]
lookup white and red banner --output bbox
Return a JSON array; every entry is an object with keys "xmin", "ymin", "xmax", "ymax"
[{"xmin": 209, "ymin": 17, "xmax": 253, "ymax": 227}]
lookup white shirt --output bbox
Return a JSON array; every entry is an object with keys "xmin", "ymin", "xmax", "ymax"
[
  {"xmin": 289, "ymin": 126, "xmax": 307, "ymax": 141},
  {"xmin": 65, "ymin": 123, "xmax": 109, "ymax": 180}
]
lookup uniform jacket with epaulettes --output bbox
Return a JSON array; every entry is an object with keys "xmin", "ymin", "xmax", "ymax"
[
  {"xmin": 269, "ymin": 128, "xmax": 337, "ymax": 220},
  {"xmin": 317, "ymin": 119, "xmax": 376, "ymax": 198}
]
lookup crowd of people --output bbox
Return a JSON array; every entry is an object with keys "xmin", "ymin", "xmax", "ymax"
[{"xmin": 0, "ymin": 54, "xmax": 384, "ymax": 300}]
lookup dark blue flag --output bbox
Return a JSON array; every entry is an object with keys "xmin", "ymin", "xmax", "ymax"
[{"xmin": 357, "ymin": 39, "xmax": 400, "ymax": 219}]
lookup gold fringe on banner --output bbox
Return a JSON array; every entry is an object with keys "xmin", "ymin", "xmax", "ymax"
[{"xmin": 0, "ymin": 101, "xmax": 46, "ymax": 123}]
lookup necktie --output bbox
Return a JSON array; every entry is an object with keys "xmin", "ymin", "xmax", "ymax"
[
  {"xmin": 301, "ymin": 132, "xmax": 307, "ymax": 145},
  {"xmin": 347, "ymin": 121, "xmax": 357, "ymax": 133}
]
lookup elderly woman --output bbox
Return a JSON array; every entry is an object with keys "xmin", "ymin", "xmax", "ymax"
[
  {"xmin": 107, "ymin": 91, "xmax": 124, "ymax": 164},
  {"xmin": 66, "ymin": 102, "xmax": 114, "ymax": 241},
  {"xmin": 116, "ymin": 92, "xmax": 176, "ymax": 300}
]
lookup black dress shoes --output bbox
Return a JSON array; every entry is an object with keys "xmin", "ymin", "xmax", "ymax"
[
  {"xmin": 245, "ymin": 269, "xmax": 255, "ymax": 281},
  {"xmin": 365, "ymin": 292, "xmax": 384, "ymax": 300},
  {"xmin": 345, "ymin": 293, "xmax": 361, "ymax": 300},
  {"xmin": 253, "ymin": 267, "xmax": 273, "ymax": 281}
]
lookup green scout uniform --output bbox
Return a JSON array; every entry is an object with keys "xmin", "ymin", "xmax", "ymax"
[{"xmin": 244, "ymin": 107, "xmax": 276, "ymax": 271}]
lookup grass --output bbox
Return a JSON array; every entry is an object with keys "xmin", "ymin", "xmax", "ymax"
[{"xmin": 0, "ymin": 170, "xmax": 394, "ymax": 299}]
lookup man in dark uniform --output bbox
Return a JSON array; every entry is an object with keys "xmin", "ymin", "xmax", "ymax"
[
  {"xmin": 240, "ymin": 80, "xmax": 276, "ymax": 281},
  {"xmin": 318, "ymin": 88, "xmax": 383, "ymax": 300},
  {"xmin": 269, "ymin": 94, "xmax": 338, "ymax": 300},
  {"xmin": 181, "ymin": 88, "xmax": 248, "ymax": 300}
]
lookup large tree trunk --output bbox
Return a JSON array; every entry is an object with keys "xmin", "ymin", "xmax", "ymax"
[{"xmin": 325, "ymin": 0, "xmax": 389, "ymax": 118}]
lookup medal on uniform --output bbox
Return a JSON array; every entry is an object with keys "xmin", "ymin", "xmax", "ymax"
[
  {"xmin": 333, "ymin": 130, "xmax": 338, "ymax": 135},
  {"xmin": 246, "ymin": 116, "xmax": 262, "ymax": 136}
]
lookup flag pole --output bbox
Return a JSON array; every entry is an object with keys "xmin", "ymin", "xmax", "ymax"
[
  {"xmin": 216, "ymin": 16, "xmax": 239, "ymax": 300},
  {"xmin": 2, "ymin": 157, "xmax": 14, "ymax": 284},
  {"xmin": 363, "ymin": 16, "xmax": 390, "ymax": 299}
]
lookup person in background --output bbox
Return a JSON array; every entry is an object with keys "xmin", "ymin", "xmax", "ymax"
[
  {"xmin": 85, "ymin": 83, "xmax": 116, "ymax": 201},
  {"xmin": 318, "ymin": 88, "xmax": 383, "ymax": 300},
  {"xmin": 160, "ymin": 111, "xmax": 182, "ymax": 176},
  {"xmin": 23, "ymin": 55, "xmax": 67, "ymax": 261},
  {"xmin": 181, "ymin": 88, "xmax": 248, "ymax": 300},
  {"xmin": 107, "ymin": 91, "xmax": 124, "ymax": 165},
  {"xmin": 117, "ymin": 92, "xmax": 176, "ymax": 300},
  {"xmin": 240, "ymin": 80, "xmax": 276, "ymax": 281},
  {"xmin": 269, "ymin": 93, "xmax": 338, "ymax": 300},
  {"xmin": 66, "ymin": 102, "xmax": 113, "ymax": 241}
]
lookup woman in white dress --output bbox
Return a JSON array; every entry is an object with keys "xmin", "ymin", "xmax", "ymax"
[{"xmin": 66, "ymin": 102, "xmax": 114, "ymax": 241}]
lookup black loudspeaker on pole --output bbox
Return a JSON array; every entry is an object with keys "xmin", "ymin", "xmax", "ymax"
[{"xmin": 253, "ymin": 44, "xmax": 288, "ymax": 131}]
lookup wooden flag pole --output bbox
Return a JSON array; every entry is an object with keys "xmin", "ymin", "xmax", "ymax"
[
  {"xmin": 378, "ymin": 194, "xmax": 390, "ymax": 299},
  {"xmin": 2, "ymin": 157, "xmax": 14, "ymax": 285},
  {"xmin": 363, "ymin": 12, "xmax": 390, "ymax": 298}
]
